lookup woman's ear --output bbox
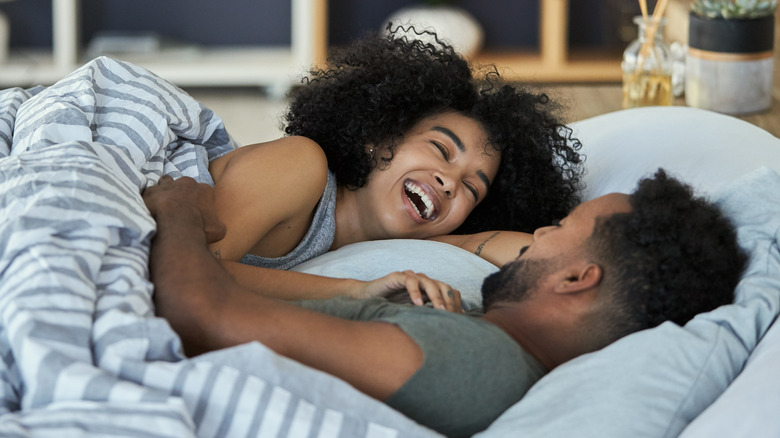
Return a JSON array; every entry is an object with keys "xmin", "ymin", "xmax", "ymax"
[{"xmin": 554, "ymin": 263, "xmax": 602, "ymax": 294}]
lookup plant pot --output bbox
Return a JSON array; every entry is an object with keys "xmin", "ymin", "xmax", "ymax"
[
  {"xmin": 685, "ymin": 12, "xmax": 775, "ymax": 114},
  {"xmin": 383, "ymin": 5, "xmax": 484, "ymax": 57}
]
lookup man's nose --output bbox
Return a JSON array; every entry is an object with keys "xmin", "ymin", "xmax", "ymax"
[{"xmin": 533, "ymin": 225, "xmax": 554, "ymax": 240}]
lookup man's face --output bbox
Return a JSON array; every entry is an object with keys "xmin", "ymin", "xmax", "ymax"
[
  {"xmin": 480, "ymin": 257, "xmax": 560, "ymax": 308},
  {"xmin": 480, "ymin": 193, "xmax": 632, "ymax": 308},
  {"xmin": 521, "ymin": 193, "xmax": 631, "ymax": 262}
]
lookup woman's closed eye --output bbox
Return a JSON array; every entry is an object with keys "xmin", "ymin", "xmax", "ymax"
[
  {"xmin": 432, "ymin": 141, "xmax": 450, "ymax": 160},
  {"xmin": 463, "ymin": 180, "xmax": 479, "ymax": 201},
  {"xmin": 432, "ymin": 139, "xmax": 480, "ymax": 201}
]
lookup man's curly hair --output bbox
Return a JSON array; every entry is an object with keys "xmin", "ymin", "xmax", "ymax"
[
  {"xmin": 587, "ymin": 169, "xmax": 747, "ymax": 343},
  {"xmin": 284, "ymin": 26, "xmax": 583, "ymax": 233}
]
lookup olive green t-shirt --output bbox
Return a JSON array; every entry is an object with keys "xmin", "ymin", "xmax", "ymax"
[{"xmin": 295, "ymin": 297, "xmax": 546, "ymax": 438}]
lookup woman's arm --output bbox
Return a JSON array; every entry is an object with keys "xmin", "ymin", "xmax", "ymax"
[
  {"xmin": 207, "ymin": 137, "xmax": 364, "ymax": 301},
  {"xmin": 222, "ymin": 260, "xmax": 463, "ymax": 312},
  {"xmin": 207, "ymin": 137, "xmax": 462, "ymax": 310},
  {"xmin": 429, "ymin": 231, "xmax": 533, "ymax": 267}
]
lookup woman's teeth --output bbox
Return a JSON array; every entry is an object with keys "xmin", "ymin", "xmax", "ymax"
[{"xmin": 404, "ymin": 181, "xmax": 434, "ymax": 219}]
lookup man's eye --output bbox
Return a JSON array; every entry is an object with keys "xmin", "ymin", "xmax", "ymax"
[{"xmin": 432, "ymin": 141, "xmax": 449, "ymax": 160}]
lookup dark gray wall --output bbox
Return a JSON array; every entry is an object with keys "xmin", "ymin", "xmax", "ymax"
[
  {"xmin": 328, "ymin": 0, "xmax": 541, "ymax": 48},
  {"xmin": 3, "ymin": 0, "xmax": 289, "ymax": 48},
  {"xmin": 2, "ymin": 0, "xmax": 640, "ymax": 50}
]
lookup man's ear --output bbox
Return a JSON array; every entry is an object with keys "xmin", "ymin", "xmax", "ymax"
[{"xmin": 554, "ymin": 263, "xmax": 602, "ymax": 294}]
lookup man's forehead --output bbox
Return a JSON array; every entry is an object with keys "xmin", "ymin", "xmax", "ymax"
[{"xmin": 574, "ymin": 193, "xmax": 631, "ymax": 220}]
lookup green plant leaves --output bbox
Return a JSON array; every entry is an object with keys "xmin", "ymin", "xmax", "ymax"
[{"xmin": 691, "ymin": 0, "xmax": 777, "ymax": 18}]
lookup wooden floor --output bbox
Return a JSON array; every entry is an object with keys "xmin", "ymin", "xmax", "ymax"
[{"xmin": 545, "ymin": 84, "xmax": 780, "ymax": 137}]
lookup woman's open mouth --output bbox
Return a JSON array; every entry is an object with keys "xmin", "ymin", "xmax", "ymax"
[{"xmin": 404, "ymin": 180, "xmax": 436, "ymax": 220}]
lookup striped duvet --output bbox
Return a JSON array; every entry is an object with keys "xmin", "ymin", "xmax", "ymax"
[{"xmin": 0, "ymin": 57, "xmax": 436, "ymax": 438}]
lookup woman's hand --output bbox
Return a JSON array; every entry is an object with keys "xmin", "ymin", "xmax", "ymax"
[{"xmin": 359, "ymin": 271, "xmax": 463, "ymax": 313}]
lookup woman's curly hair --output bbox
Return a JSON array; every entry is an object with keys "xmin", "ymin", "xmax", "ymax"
[
  {"xmin": 284, "ymin": 26, "xmax": 583, "ymax": 233},
  {"xmin": 588, "ymin": 169, "xmax": 747, "ymax": 340}
]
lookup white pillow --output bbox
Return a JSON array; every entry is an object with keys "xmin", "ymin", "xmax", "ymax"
[
  {"xmin": 292, "ymin": 239, "xmax": 498, "ymax": 311},
  {"xmin": 572, "ymin": 106, "xmax": 780, "ymax": 199}
]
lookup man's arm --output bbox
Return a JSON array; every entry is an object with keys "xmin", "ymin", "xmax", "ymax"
[{"xmin": 144, "ymin": 177, "xmax": 423, "ymax": 401}]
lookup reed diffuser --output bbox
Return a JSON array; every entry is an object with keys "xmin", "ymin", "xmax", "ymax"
[{"xmin": 622, "ymin": 0, "xmax": 674, "ymax": 108}]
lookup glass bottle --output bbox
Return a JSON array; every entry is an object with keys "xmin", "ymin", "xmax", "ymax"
[{"xmin": 621, "ymin": 16, "xmax": 673, "ymax": 108}]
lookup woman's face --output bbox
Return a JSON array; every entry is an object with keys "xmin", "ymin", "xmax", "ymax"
[{"xmin": 355, "ymin": 111, "xmax": 501, "ymax": 239}]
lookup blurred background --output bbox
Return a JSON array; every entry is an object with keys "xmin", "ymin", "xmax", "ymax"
[
  {"xmin": 1, "ymin": 0, "xmax": 642, "ymax": 59},
  {"xmin": 0, "ymin": 0, "xmax": 777, "ymax": 144}
]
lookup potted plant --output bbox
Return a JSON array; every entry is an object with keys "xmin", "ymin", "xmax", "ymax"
[
  {"xmin": 685, "ymin": 0, "xmax": 777, "ymax": 114},
  {"xmin": 382, "ymin": 0, "xmax": 484, "ymax": 57}
]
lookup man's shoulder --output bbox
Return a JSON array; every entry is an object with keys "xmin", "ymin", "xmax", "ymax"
[
  {"xmin": 386, "ymin": 305, "xmax": 545, "ymax": 437},
  {"xmin": 387, "ymin": 304, "xmax": 496, "ymax": 338}
]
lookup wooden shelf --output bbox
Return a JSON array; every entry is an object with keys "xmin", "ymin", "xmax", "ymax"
[
  {"xmin": 476, "ymin": 0, "xmax": 621, "ymax": 83},
  {"xmin": 476, "ymin": 50, "xmax": 622, "ymax": 83},
  {"xmin": 0, "ymin": 0, "xmax": 327, "ymax": 89},
  {"xmin": 100, "ymin": 47, "xmax": 311, "ymax": 88},
  {"xmin": 0, "ymin": 0, "xmax": 620, "ymax": 88}
]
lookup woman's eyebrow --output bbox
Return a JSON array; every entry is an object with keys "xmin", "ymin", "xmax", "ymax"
[
  {"xmin": 432, "ymin": 125, "xmax": 491, "ymax": 192},
  {"xmin": 477, "ymin": 170, "xmax": 491, "ymax": 189},
  {"xmin": 432, "ymin": 126, "xmax": 465, "ymax": 152}
]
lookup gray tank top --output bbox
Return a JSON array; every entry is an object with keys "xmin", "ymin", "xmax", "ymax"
[{"xmin": 239, "ymin": 171, "xmax": 337, "ymax": 270}]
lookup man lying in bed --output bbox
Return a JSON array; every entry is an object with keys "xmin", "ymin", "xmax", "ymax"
[{"xmin": 145, "ymin": 169, "xmax": 746, "ymax": 438}]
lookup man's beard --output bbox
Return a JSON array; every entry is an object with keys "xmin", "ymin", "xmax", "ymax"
[{"xmin": 480, "ymin": 257, "xmax": 556, "ymax": 309}]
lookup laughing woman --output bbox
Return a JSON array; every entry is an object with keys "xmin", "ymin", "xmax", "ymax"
[{"xmin": 206, "ymin": 27, "xmax": 583, "ymax": 310}]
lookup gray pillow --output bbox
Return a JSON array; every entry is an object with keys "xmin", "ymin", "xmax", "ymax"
[
  {"xmin": 474, "ymin": 167, "xmax": 780, "ymax": 438},
  {"xmin": 679, "ymin": 301, "xmax": 780, "ymax": 437}
]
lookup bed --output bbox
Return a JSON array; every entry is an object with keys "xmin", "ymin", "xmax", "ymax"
[{"xmin": 0, "ymin": 57, "xmax": 778, "ymax": 437}]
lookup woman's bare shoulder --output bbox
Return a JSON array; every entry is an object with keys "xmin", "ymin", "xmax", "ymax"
[
  {"xmin": 207, "ymin": 136, "xmax": 331, "ymax": 261},
  {"xmin": 210, "ymin": 136, "xmax": 328, "ymax": 186}
]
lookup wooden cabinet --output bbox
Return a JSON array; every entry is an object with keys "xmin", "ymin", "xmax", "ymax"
[{"xmin": 476, "ymin": 0, "xmax": 621, "ymax": 82}]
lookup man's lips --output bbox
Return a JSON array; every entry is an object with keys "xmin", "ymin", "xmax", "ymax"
[{"xmin": 518, "ymin": 245, "xmax": 529, "ymax": 258}]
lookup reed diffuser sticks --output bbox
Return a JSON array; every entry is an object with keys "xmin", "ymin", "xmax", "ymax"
[
  {"xmin": 622, "ymin": 0, "xmax": 674, "ymax": 108},
  {"xmin": 637, "ymin": 0, "xmax": 670, "ymax": 74}
]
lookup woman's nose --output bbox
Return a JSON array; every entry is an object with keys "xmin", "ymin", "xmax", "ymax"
[{"xmin": 435, "ymin": 175, "xmax": 453, "ymax": 198}]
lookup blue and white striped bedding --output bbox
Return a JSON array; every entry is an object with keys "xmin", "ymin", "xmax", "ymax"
[{"xmin": 0, "ymin": 57, "xmax": 438, "ymax": 437}]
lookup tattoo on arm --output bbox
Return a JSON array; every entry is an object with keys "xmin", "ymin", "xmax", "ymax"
[
  {"xmin": 475, "ymin": 232, "xmax": 500, "ymax": 256},
  {"xmin": 213, "ymin": 249, "xmax": 221, "ymax": 260}
]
